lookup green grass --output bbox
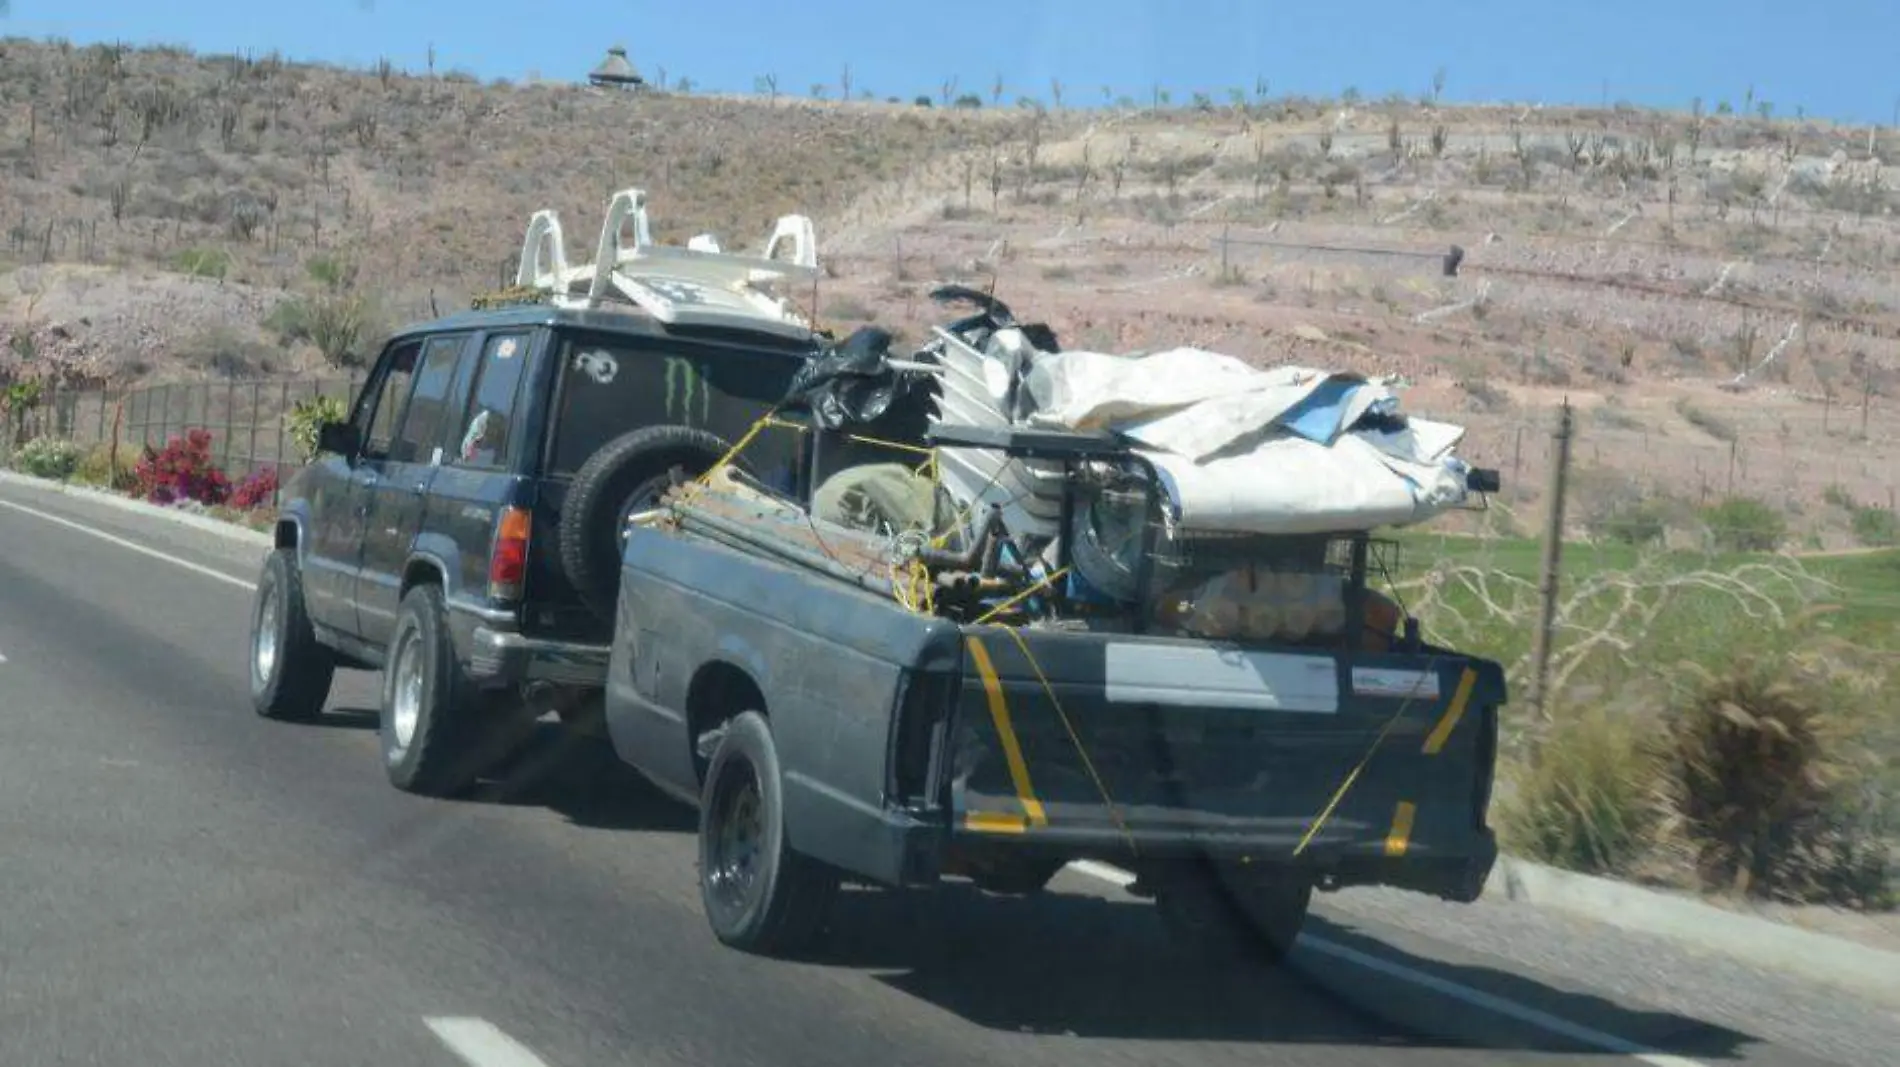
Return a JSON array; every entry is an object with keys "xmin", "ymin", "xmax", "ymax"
[
  {"xmin": 1393, "ymin": 530, "xmax": 1900, "ymax": 904},
  {"xmin": 1379, "ymin": 531, "xmax": 1900, "ymax": 688}
]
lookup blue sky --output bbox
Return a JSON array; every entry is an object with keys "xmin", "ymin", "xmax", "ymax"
[{"xmin": 2, "ymin": 0, "xmax": 1891, "ymax": 124}]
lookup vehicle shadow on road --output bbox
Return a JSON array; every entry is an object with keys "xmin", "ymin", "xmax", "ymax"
[
  {"xmin": 466, "ymin": 722, "xmax": 696, "ymax": 834},
  {"xmin": 308, "ymin": 707, "xmax": 381, "ymax": 730},
  {"xmin": 806, "ymin": 884, "xmax": 1756, "ymax": 1058}
]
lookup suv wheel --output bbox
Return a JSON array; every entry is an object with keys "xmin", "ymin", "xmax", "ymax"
[
  {"xmin": 250, "ymin": 548, "xmax": 336, "ymax": 722},
  {"xmin": 558, "ymin": 425, "xmax": 747, "ymax": 622},
  {"xmin": 698, "ymin": 711, "xmax": 839, "ymax": 955},
  {"xmin": 380, "ymin": 584, "xmax": 523, "ymax": 796}
]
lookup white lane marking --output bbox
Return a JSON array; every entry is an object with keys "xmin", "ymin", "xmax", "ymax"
[
  {"xmin": 424, "ymin": 1017, "xmax": 555, "ymax": 1067},
  {"xmin": 0, "ymin": 499, "xmax": 256, "ymax": 592},
  {"xmin": 1066, "ymin": 862, "xmax": 1708, "ymax": 1067},
  {"xmin": 1070, "ymin": 859, "xmax": 1135, "ymax": 886}
]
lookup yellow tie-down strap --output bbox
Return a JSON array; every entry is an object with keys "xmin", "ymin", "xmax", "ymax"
[{"xmin": 961, "ymin": 635, "xmax": 1048, "ymax": 832}]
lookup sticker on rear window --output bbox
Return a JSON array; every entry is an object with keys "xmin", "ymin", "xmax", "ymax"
[
  {"xmin": 496, "ymin": 338, "xmax": 519, "ymax": 359},
  {"xmin": 575, "ymin": 350, "xmax": 619, "ymax": 385}
]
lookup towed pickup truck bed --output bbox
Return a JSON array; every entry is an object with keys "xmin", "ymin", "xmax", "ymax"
[{"xmin": 603, "ymin": 517, "xmax": 1504, "ymax": 959}]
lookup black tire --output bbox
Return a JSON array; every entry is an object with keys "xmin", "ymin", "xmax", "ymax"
[
  {"xmin": 558, "ymin": 425, "xmax": 745, "ymax": 622},
  {"xmin": 249, "ymin": 548, "xmax": 336, "ymax": 722},
  {"xmin": 1153, "ymin": 862, "xmax": 1313, "ymax": 963},
  {"xmin": 698, "ymin": 711, "xmax": 839, "ymax": 955},
  {"xmin": 379, "ymin": 584, "xmax": 528, "ymax": 796}
]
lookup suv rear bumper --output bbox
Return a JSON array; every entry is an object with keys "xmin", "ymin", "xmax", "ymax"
[{"xmin": 465, "ymin": 624, "xmax": 611, "ymax": 688}]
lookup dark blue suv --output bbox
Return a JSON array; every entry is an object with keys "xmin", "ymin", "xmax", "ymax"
[{"xmin": 245, "ymin": 302, "xmax": 818, "ymax": 795}]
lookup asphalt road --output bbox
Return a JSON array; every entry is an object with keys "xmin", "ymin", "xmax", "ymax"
[{"xmin": 0, "ymin": 480, "xmax": 1880, "ymax": 1067}]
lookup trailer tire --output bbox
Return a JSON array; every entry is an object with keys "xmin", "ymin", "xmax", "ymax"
[
  {"xmin": 249, "ymin": 548, "xmax": 336, "ymax": 722},
  {"xmin": 698, "ymin": 711, "xmax": 839, "ymax": 956},
  {"xmin": 1154, "ymin": 862, "xmax": 1312, "ymax": 963},
  {"xmin": 559, "ymin": 425, "xmax": 744, "ymax": 623}
]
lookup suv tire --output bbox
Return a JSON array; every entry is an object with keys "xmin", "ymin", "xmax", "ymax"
[
  {"xmin": 250, "ymin": 548, "xmax": 336, "ymax": 722},
  {"xmin": 559, "ymin": 424, "xmax": 746, "ymax": 622},
  {"xmin": 698, "ymin": 711, "xmax": 839, "ymax": 955},
  {"xmin": 380, "ymin": 584, "xmax": 522, "ymax": 796}
]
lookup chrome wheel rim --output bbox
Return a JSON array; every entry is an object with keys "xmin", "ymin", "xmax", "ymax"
[
  {"xmin": 253, "ymin": 586, "xmax": 280, "ymax": 686},
  {"xmin": 708, "ymin": 765, "xmax": 764, "ymax": 912},
  {"xmin": 390, "ymin": 629, "xmax": 424, "ymax": 749}
]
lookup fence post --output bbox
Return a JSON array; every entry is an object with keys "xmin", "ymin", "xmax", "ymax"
[
  {"xmin": 223, "ymin": 379, "xmax": 237, "ymax": 473},
  {"xmin": 273, "ymin": 380, "xmax": 291, "ymax": 508},
  {"xmin": 159, "ymin": 384, "xmax": 172, "ymax": 446},
  {"xmin": 1525, "ymin": 400, "xmax": 1573, "ymax": 725},
  {"xmin": 248, "ymin": 382, "xmax": 261, "ymax": 482}
]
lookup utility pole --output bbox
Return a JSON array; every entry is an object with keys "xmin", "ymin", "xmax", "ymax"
[{"xmin": 1526, "ymin": 400, "xmax": 1573, "ymax": 722}]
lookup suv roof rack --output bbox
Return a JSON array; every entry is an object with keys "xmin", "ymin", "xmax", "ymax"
[{"xmin": 516, "ymin": 187, "xmax": 821, "ymax": 341}]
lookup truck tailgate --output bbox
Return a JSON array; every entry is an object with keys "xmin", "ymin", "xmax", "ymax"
[{"xmin": 947, "ymin": 626, "xmax": 1504, "ymax": 866}]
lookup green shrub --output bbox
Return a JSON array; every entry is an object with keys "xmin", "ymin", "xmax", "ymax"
[
  {"xmin": 1701, "ymin": 496, "xmax": 1786, "ymax": 552},
  {"xmin": 13, "ymin": 435, "xmax": 83, "ymax": 480},
  {"xmin": 1592, "ymin": 498, "xmax": 1670, "ymax": 546},
  {"xmin": 72, "ymin": 442, "xmax": 138, "ymax": 492},
  {"xmin": 1497, "ymin": 704, "xmax": 1660, "ymax": 875},
  {"xmin": 1663, "ymin": 643, "xmax": 1885, "ymax": 903},
  {"xmin": 286, "ymin": 394, "xmax": 347, "ymax": 462},
  {"xmin": 1849, "ymin": 506, "xmax": 1898, "ymax": 548},
  {"xmin": 171, "ymin": 247, "xmax": 231, "ymax": 280}
]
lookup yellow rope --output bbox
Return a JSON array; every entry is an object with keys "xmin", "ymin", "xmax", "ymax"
[
  {"xmin": 998, "ymin": 625, "xmax": 1138, "ymax": 856},
  {"xmin": 1291, "ymin": 653, "xmax": 1444, "ymax": 857},
  {"xmin": 973, "ymin": 566, "xmax": 1070, "ymax": 626},
  {"xmin": 844, "ymin": 432, "xmax": 934, "ymax": 456}
]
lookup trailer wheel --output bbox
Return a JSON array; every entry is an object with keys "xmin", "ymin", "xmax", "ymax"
[
  {"xmin": 1154, "ymin": 862, "xmax": 1312, "ymax": 963},
  {"xmin": 698, "ymin": 711, "xmax": 839, "ymax": 955}
]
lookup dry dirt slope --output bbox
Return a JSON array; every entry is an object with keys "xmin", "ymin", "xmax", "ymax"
[
  {"xmin": 3, "ymin": 39, "xmax": 1898, "ymax": 546},
  {"xmin": 811, "ymin": 101, "xmax": 1900, "ymax": 548},
  {"xmin": 0, "ymin": 37, "xmax": 1020, "ymax": 380}
]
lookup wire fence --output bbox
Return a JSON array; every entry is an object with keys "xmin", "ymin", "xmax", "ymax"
[{"xmin": 1, "ymin": 374, "xmax": 364, "ymax": 506}]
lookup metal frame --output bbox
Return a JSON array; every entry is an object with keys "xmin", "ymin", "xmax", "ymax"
[
  {"xmin": 923, "ymin": 422, "xmax": 1165, "ymax": 631},
  {"xmin": 515, "ymin": 188, "xmax": 820, "ymax": 341}
]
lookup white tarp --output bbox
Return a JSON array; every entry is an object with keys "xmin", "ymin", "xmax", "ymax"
[{"xmin": 1013, "ymin": 344, "xmax": 1473, "ymax": 535}]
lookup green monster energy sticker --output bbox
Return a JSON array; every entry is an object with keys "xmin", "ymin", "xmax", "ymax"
[{"xmin": 663, "ymin": 356, "xmax": 712, "ymax": 425}]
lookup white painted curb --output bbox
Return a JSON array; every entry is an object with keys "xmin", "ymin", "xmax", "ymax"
[
  {"xmin": 0, "ymin": 469, "xmax": 273, "ymax": 547},
  {"xmin": 1484, "ymin": 856, "xmax": 1900, "ymax": 1008}
]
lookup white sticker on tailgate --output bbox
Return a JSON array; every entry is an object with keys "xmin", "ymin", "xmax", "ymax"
[
  {"xmin": 1351, "ymin": 667, "xmax": 1441, "ymax": 699},
  {"xmin": 1104, "ymin": 644, "xmax": 1339, "ymax": 713}
]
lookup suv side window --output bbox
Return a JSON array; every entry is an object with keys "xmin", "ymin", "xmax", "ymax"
[
  {"xmin": 392, "ymin": 334, "xmax": 468, "ymax": 464},
  {"xmin": 453, "ymin": 332, "xmax": 532, "ymax": 470},
  {"xmin": 357, "ymin": 341, "xmax": 422, "ymax": 462}
]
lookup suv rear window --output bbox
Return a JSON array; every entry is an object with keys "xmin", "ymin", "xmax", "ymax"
[{"xmin": 545, "ymin": 332, "xmax": 807, "ymax": 481}]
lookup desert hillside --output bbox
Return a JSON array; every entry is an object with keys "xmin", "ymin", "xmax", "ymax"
[{"xmin": 3, "ymin": 39, "xmax": 1898, "ymax": 546}]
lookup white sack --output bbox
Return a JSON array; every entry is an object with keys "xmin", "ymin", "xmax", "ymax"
[{"xmin": 1149, "ymin": 432, "xmax": 1450, "ymax": 535}]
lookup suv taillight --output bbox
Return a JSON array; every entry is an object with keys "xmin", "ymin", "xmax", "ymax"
[{"xmin": 488, "ymin": 506, "xmax": 531, "ymax": 600}]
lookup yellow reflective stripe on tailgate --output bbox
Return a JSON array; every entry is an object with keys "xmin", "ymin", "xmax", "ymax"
[
  {"xmin": 964, "ymin": 635, "xmax": 1048, "ymax": 826},
  {"xmin": 1384, "ymin": 801, "xmax": 1417, "ymax": 856},
  {"xmin": 964, "ymin": 811, "xmax": 1030, "ymax": 834},
  {"xmin": 1421, "ymin": 667, "xmax": 1478, "ymax": 755}
]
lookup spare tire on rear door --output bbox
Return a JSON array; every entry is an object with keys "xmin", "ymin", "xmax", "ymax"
[{"xmin": 559, "ymin": 424, "xmax": 744, "ymax": 621}]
